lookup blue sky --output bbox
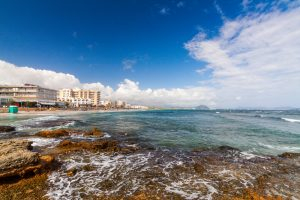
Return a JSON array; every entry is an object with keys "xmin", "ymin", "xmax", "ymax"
[
  {"xmin": 1, "ymin": 0, "xmax": 300, "ymax": 107},
  {"xmin": 0, "ymin": 0, "xmax": 242, "ymax": 88}
]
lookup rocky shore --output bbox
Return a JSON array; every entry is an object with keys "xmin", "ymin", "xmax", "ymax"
[{"xmin": 0, "ymin": 126, "xmax": 300, "ymax": 199}]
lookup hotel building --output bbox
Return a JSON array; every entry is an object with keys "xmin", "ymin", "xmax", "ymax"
[
  {"xmin": 0, "ymin": 84, "xmax": 57, "ymax": 106},
  {"xmin": 57, "ymin": 88, "xmax": 100, "ymax": 107}
]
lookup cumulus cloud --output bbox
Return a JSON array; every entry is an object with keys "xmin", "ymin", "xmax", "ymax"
[
  {"xmin": 0, "ymin": 60, "xmax": 113, "ymax": 99},
  {"xmin": 0, "ymin": 60, "xmax": 215, "ymax": 107},
  {"xmin": 185, "ymin": 0, "xmax": 300, "ymax": 107},
  {"xmin": 112, "ymin": 79, "xmax": 215, "ymax": 107}
]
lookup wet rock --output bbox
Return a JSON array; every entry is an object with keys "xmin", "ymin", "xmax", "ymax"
[
  {"xmin": 82, "ymin": 164, "xmax": 95, "ymax": 171},
  {"xmin": 0, "ymin": 126, "xmax": 15, "ymax": 132},
  {"xmin": 56, "ymin": 139, "xmax": 120, "ymax": 153},
  {"xmin": 218, "ymin": 145, "xmax": 240, "ymax": 152},
  {"xmin": 279, "ymin": 152, "xmax": 300, "ymax": 159},
  {"xmin": 36, "ymin": 129, "xmax": 69, "ymax": 138},
  {"xmin": 0, "ymin": 139, "xmax": 56, "ymax": 180},
  {"xmin": 193, "ymin": 162, "xmax": 206, "ymax": 174},
  {"xmin": 83, "ymin": 127, "xmax": 104, "ymax": 137},
  {"xmin": 0, "ymin": 173, "xmax": 49, "ymax": 200},
  {"xmin": 40, "ymin": 155, "xmax": 55, "ymax": 164},
  {"xmin": 66, "ymin": 167, "xmax": 77, "ymax": 177}
]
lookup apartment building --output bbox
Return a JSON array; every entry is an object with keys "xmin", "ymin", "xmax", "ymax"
[
  {"xmin": 57, "ymin": 88, "xmax": 100, "ymax": 107},
  {"xmin": 0, "ymin": 84, "xmax": 57, "ymax": 106}
]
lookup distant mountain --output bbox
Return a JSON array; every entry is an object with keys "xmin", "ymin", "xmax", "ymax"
[{"xmin": 195, "ymin": 105, "xmax": 210, "ymax": 110}]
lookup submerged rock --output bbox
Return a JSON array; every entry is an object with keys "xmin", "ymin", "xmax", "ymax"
[
  {"xmin": 36, "ymin": 128, "xmax": 105, "ymax": 138},
  {"xmin": 0, "ymin": 126, "xmax": 15, "ymax": 133},
  {"xmin": 36, "ymin": 129, "xmax": 69, "ymax": 138},
  {"xmin": 279, "ymin": 152, "xmax": 300, "ymax": 159},
  {"xmin": 56, "ymin": 139, "xmax": 120, "ymax": 153},
  {"xmin": 83, "ymin": 127, "xmax": 104, "ymax": 137},
  {"xmin": 0, "ymin": 139, "xmax": 55, "ymax": 180}
]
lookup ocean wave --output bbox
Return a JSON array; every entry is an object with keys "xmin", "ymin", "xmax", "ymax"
[
  {"xmin": 281, "ymin": 117, "xmax": 300, "ymax": 123},
  {"xmin": 258, "ymin": 142, "xmax": 300, "ymax": 152},
  {"xmin": 254, "ymin": 115, "xmax": 300, "ymax": 123}
]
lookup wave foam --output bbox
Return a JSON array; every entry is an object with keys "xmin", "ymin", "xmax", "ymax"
[
  {"xmin": 281, "ymin": 117, "xmax": 300, "ymax": 123},
  {"xmin": 46, "ymin": 152, "xmax": 221, "ymax": 199},
  {"xmin": 28, "ymin": 137, "xmax": 61, "ymax": 148}
]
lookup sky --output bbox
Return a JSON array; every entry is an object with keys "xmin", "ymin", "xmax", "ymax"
[{"xmin": 0, "ymin": 0, "xmax": 300, "ymax": 108}]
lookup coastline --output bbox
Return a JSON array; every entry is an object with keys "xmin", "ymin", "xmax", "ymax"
[{"xmin": 0, "ymin": 109, "xmax": 148, "ymax": 116}]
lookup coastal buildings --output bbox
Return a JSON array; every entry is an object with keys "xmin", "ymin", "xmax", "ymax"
[
  {"xmin": 57, "ymin": 88, "xmax": 101, "ymax": 107},
  {"xmin": 0, "ymin": 84, "xmax": 57, "ymax": 106}
]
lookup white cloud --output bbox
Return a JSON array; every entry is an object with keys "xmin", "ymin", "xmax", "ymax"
[
  {"xmin": 0, "ymin": 60, "xmax": 215, "ymax": 107},
  {"xmin": 159, "ymin": 8, "xmax": 170, "ymax": 15},
  {"xmin": 241, "ymin": 0, "xmax": 251, "ymax": 10},
  {"xmin": 0, "ymin": 60, "xmax": 113, "ymax": 99},
  {"xmin": 185, "ymin": 1, "xmax": 300, "ymax": 107},
  {"xmin": 112, "ymin": 79, "xmax": 215, "ymax": 107},
  {"xmin": 122, "ymin": 59, "xmax": 136, "ymax": 71},
  {"xmin": 214, "ymin": 1, "xmax": 226, "ymax": 21}
]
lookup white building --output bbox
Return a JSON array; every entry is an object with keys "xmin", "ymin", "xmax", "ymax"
[
  {"xmin": 57, "ymin": 88, "xmax": 100, "ymax": 107},
  {"xmin": 71, "ymin": 98, "xmax": 92, "ymax": 107},
  {"xmin": 0, "ymin": 84, "xmax": 57, "ymax": 106}
]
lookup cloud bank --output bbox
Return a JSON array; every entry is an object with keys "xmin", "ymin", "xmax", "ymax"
[
  {"xmin": 185, "ymin": 0, "xmax": 300, "ymax": 108},
  {"xmin": 0, "ymin": 60, "xmax": 215, "ymax": 107}
]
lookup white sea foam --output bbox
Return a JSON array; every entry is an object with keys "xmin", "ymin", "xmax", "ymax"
[
  {"xmin": 46, "ymin": 152, "xmax": 221, "ymax": 200},
  {"xmin": 282, "ymin": 117, "xmax": 300, "ymax": 123},
  {"xmin": 28, "ymin": 137, "xmax": 61, "ymax": 148},
  {"xmin": 240, "ymin": 152, "xmax": 266, "ymax": 159},
  {"xmin": 259, "ymin": 142, "xmax": 300, "ymax": 151}
]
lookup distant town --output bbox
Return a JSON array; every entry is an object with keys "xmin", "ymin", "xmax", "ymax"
[{"xmin": 0, "ymin": 83, "xmax": 148, "ymax": 110}]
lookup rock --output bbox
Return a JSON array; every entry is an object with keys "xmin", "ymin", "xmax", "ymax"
[
  {"xmin": 0, "ymin": 139, "xmax": 56, "ymax": 180},
  {"xmin": 82, "ymin": 164, "xmax": 95, "ymax": 171},
  {"xmin": 36, "ymin": 129, "xmax": 69, "ymax": 138},
  {"xmin": 40, "ymin": 155, "xmax": 55, "ymax": 164},
  {"xmin": 218, "ymin": 145, "xmax": 240, "ymax": 152},
  {"xmin": 0, "ymin": 126, "xmax": 15, "ymax": 132},
  {"xmin": 279, "ymin": 152, "xmax": 300, "ymax": 159},
  {"xmin": 0, "ymin": 173, "xmax": 49, "ymax": 199},
  {"xmin": 66, "ymin": 167, "xmax": 77, "ymax": 177},
  {"xmin": 84, "ymin": 127, "xmax": 104, "ymax": 137},
  {"xmin": 193, "ymin": 162, "xmax": 205, "ymax": 174},
  {"xmin": 0, "ymin": 140, "xmax": 39, "ymax": 179},
  {"xmin": 56, "ymin": 139, "xmax": 120, "ymax": 153}
]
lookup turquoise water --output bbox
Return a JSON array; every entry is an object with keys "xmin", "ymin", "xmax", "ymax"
[{"xmin": 1, "ymin": 110, "xmax": 300, "ymax": 155}]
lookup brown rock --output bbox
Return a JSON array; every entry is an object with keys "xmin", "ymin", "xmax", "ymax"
[
  {"xmin": 279, "ymin": 152, "xmax": 300, "ymax": 159},
  {"xmin": 0, "ymin": 139, "xmax": 57, "ymax": 181},
  {"xmin": 0, "ymin": 126, "xmax": 15, "ymax": 132},
  {"xmin": 36, "ymin": 129, "xmax": 69, "ymax": 138},
  {"xmin": 0, "ymin": 173, "xmax": 49, "ymax": 200},
  {"xmin": 82, "ymin": 164, "xmax": 95, "ymax": 171},
  {"xmin": 40, "ymin": 155, "xmax": 55, "ymax": 164},
  {"xmin": 84, "ymin": 127, "xmax": 104, "ymax": 137},
  {"xmin": 66, "ymin": 167, "xmax": 77, "ymax": 177},
  {"xmin": 56, "ymin": 139, "xmax": 120, "ymax": 153},
  {"xmin": 0, "ymin": 140, "xmax": 39, "ymax": 179},
  {"xmin": 193, "ymin": 162, "xmax": 205, "ymax": 174}
]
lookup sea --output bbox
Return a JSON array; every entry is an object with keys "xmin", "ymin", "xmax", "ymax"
[{"xmin": 1, "ymin": 109, "xmax": 300, "ymax": 199}]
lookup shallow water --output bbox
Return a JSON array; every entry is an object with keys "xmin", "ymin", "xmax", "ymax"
[
  {"xmin": 1, "ymin": 109, "xmax": 299, "ymax": 155},
  {"xmin": 1, "ymin": 109, "xmax": 300, "ymax": 199}
]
